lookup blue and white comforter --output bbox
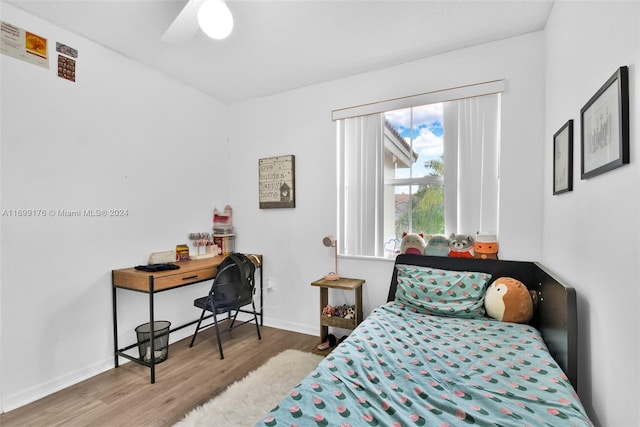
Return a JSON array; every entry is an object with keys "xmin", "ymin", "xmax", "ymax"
[{"xmin": 258, "ymin": 302, "xmax": 593, "ymax": 426}]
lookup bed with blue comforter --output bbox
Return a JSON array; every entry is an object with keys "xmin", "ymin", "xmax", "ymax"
[{"xmin": 257, "ymin": 255, "xmax": 593, "ymax": 426}]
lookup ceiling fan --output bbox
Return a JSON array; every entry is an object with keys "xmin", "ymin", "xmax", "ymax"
[{"xmin": 162, "ymin": 0, "xmax": 234, "ymax": 43}]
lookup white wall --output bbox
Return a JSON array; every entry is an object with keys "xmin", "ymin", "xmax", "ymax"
[
  {"xmin": 542, "ymin": 2, "xmax": 640, "ymax": 426},
  {"xmin": 228, "ymin": 32, "xmax": 546, "ymax": 332},
  {"xmin": 0, "ymin": 4, "xmax": 231, "ymax": 412}
]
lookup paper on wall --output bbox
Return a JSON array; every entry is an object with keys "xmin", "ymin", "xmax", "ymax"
[{"xmin": 1, "ymin": 20, "xmax": 49, "ymax": 69}]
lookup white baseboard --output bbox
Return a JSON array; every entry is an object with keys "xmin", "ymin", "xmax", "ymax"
[
  {"xmin": 224, "ymin": 311, "xmax": 318, "ymax": 337},
  {"xmin": 2, "ymin": 358, "xmax": 113, "ymax": 413},
  {"xmin": 262, "ymin": 317, "xmax": 317, "ymax": 337}
]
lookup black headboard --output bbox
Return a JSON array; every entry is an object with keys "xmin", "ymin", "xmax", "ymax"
[{"xmin": 388, "ymin": 254, "xmax": 578, "ymax": 389}]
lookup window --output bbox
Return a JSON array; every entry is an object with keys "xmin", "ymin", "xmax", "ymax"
[
  {"xmin": 384, "ymin": 105, "xmax": 445, "ymax": 255},
  {"xmin": 334, "ymin": 81, "xmax": 503, "ymax": 258}
]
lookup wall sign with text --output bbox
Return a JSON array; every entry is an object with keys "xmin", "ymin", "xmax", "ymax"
[{"xmin": 259, "ymin": 155, "xmax": 295, "ymax": 209}]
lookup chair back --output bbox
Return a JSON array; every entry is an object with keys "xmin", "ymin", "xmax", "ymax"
[{"xmin": 210, "ymin": 253, "xmax": 256, "ymax": 310}]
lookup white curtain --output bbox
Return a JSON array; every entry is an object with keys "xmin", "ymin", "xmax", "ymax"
[
  {"xmin": 337, "ymin": 114, "xmax": 384, "ymax": 257},
  {"xmin": 443, "ymin": 94, "xmax": 500, "ymax": 236}
]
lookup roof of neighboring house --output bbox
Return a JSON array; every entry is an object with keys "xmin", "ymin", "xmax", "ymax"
[
  {"xmin": 396, "ymin": 193, "xmax": 410, "ymax": 202},
  {"xmin": 385, "ymin": 120, "xmax": 419, "ymax": 165}
]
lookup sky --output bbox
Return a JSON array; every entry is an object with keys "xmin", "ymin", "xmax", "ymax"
[{"xmin": 385, "ymin": 103, "xmax": 444, "ymax": 179}]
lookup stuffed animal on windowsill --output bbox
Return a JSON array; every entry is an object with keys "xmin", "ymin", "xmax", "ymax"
[
  {"xmin": 425, "ymin": 234, "xmax": 450, "ymax": 256},
  {"xmin": 474, "ymin": 232, "xmax": 499, "ymax": 260},
  {"xmin": 448, "ymin": 233, "xmax": 474, "ymax": 258},
  {"xmin": 484, "ymin": 277, "xmax": 533, "ymax": 323},
  {"xmin": 400, "ymin": 232, "xmax": 426, "ymax": 255}
]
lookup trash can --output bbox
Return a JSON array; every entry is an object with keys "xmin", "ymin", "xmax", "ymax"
[{"xmin": 135, "ymin": 321, "xmax": 171, "ymax": 364}]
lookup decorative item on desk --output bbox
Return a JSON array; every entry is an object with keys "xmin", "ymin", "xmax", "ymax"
[
  {"xmin": 176, "ymin": 244, "xmax": 190, "ymax": 261},
  {"xmin": 322, "ymin": 235, "xmax": 339, "ymax": 281},
  {"xmin": 148, "ymin": 250, "xmax": 178, "ymax": 264},
  {"xmin": 189, "ymin": 232, "xmax": 205, "ymax": 257},
  {"xmin": 189, "ymin": 232, "xmax": 219, "ymax": 259},
  {"xmin": 207, "ymin": 242, "xmax": 221, "ymax": 256},
  {"xmin": 213, "ymin": 205, "xmax": 233, "ymax": 233},
  {"xmin": 213, "ymin": 233, "xmax": 236, "ymax": 257}
]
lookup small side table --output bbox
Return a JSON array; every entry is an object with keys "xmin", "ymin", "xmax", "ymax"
[{"xmin": 311, "ymin": 277, "xmax": 365, "ymax": 340}]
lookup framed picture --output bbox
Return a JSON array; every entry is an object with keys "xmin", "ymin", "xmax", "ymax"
[
  {"xmin": 580, "ymin": 66, "xmax": 629, "ymax": 179},
  {"xmin": 258, "ymin": 155, "xmax": 295, "ymax": 209},
  {"xmin": 553, "ymin": 119, "xmax": 573, "ymax": 195}
]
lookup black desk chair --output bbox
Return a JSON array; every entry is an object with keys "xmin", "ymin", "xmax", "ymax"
[{"xmin": 189, "ymin": 253, "xmax": 261, "ymax": 359}]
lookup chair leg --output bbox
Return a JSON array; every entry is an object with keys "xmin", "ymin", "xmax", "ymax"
[
  {"xmin": 213, "ymin": 312, "xmax": 224, "ymax": 359},
  {"xmin": 228, "ymin": 309, "xmax": 240, "ymax": 330},
  {"xmin": 189, "ymin": 308, "xmax": 207, "ymax": 348}
]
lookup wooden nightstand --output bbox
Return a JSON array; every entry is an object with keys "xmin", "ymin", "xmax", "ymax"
[{"xmin": 311, "ymin": 277, "xmax": 365, "ymax": 340}]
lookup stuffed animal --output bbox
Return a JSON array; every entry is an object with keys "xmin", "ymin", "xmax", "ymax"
[
  {"xmin": 484, "ymin": 277, "xmax": 533, "ymax": 323},
  {"xmin": 474, "ymin": 232, "xmax": 499, "ymax": 260},
  {"xmin": 425, "ymin": 234, "xmax": 450, "ymax": 256},
  {"xmin": 344, "ymin": 306, "xmax": 355, "ymax": 319},
  {"xmin": 400, "ymin": 232, "xmax": 426, "ymax": 255},
  {"xmin": 448, "ymin": 233, "xmax": 474, "ymax": 258},
  {"xmin": 322, "ymin": 305, "xmax": 336, "ymax": 317}
]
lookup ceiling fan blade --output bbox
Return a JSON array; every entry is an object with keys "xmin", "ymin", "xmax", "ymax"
[{"xmin": 161, "ymin": 0, "xmax": 201, "ymax": 44}]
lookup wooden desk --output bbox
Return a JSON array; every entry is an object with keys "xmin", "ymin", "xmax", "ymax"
[{"xmin": 112, "ymin": 255, "xmax": 263, "ymax": 383}]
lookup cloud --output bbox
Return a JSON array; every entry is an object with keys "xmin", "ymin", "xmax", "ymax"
[
  {"xmin": 385, "ymin": 103, "xmax": 443, "ymax": 131},
  {"xmin": 412, "ymin": 126, "xmax": 443, "ymax": 159}
]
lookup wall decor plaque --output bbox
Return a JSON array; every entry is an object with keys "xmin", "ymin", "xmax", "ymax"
[{"xmin": 259, "ymin": 155, "xmax": 295, "ymax": 209}]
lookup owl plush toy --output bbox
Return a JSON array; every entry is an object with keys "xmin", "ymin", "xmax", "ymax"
[{"xmin": 484, "ymin": 277, "xmax": 533, "ymax": 323}]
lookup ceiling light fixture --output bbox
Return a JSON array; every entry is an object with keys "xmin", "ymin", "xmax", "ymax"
[{"xmin": 198, "ymin": 0, "xmax": 234, "ymax": 40}]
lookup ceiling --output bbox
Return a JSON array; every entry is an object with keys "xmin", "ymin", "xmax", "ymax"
[{"xmin": 5, "ymin": 0, "xmax": 554, "ymax": 104}]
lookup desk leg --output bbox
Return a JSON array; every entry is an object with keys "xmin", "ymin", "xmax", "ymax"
[
  {"xmin": 259, "ymin": 262, "xmax": 264, "ymax": 326},
  {"xmin": 112, "ymin": 272, "xmax": 119, "ymax": 368},
  {"xmin": 149, "ymin": 276, "xmax": 156, "ymax": 384}
]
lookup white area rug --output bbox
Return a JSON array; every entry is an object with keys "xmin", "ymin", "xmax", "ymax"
[{"xmin": 174, "ymin": 349, "xmax": 324, "ymax": 427}]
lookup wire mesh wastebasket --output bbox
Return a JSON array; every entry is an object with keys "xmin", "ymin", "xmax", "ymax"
[{"xmin": 135, "ymin": 321, "xmax": 171, "ymax": 363}]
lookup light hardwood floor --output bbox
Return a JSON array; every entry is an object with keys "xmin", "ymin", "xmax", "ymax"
[{"xmin": 0, "ymin": 324, "xmax": 320, "ymax": 427}]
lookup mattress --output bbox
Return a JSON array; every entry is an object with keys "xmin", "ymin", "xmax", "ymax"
[{"xmin": 257, "ymin": 301, "xmax": 593, "ymax": 426}]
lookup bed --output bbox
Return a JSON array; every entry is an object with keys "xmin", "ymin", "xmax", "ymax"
[{"xmin": 257, "ymin": 254, "xmax": 593, "ymax": 426}]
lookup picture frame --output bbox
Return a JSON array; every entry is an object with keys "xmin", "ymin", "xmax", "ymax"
[
  {"xmin": 553, "ymin": 119, "xmax": 573, "ymax": 195},
  {"xmin": 258, "ymin": 155, "xmax": 295, "ymax": 209},
  {"xmin": 580, "ymin": 66, "xmax": 629, "ymax": 179}
]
